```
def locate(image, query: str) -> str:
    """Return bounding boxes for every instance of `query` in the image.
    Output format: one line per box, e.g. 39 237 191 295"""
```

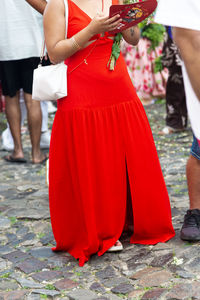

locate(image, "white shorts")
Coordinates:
154 0 200 31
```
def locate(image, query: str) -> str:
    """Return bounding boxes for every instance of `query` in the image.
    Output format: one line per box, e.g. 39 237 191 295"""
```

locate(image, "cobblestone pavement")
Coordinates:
0 101 200 300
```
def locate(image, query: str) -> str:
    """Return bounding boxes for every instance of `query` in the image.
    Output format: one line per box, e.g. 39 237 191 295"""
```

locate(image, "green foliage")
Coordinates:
45 284 56 290
9 216 17 225
107 33 122 70
140 23 166 50
0 272 11 278
154 56 163 73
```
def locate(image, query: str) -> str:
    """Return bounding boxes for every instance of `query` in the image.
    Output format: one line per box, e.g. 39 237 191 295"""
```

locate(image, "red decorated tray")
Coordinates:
109 0 157 34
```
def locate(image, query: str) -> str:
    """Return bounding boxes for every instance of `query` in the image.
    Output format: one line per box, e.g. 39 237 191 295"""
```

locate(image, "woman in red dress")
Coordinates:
44 0 175 266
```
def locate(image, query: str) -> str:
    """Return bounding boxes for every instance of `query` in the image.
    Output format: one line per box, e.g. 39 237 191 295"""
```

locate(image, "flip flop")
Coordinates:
3 155 27 163
107 240 123 252
32 154 48 165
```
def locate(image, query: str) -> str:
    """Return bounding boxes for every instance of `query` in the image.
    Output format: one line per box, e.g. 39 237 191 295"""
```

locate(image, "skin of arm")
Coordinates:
121 25 140 45
25 0 47 14
117 0 140 45
173 28 200 102
43 0 121 64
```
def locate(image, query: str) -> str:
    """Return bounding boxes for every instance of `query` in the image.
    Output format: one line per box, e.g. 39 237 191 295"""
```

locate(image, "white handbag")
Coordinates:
32 0 68 101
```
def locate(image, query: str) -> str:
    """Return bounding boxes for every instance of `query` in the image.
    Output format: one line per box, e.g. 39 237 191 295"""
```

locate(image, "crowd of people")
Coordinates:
0 0 200 266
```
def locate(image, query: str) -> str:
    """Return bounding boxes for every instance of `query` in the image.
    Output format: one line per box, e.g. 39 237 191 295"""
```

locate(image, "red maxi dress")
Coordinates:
49 0 175 267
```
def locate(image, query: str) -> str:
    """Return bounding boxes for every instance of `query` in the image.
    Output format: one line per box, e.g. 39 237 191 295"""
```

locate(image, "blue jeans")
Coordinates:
191 135 200 160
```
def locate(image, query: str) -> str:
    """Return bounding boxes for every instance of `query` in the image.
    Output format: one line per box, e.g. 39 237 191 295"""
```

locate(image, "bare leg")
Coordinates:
186 155 200 209
5 92 24 159
23 92 47 163
173 28 200 101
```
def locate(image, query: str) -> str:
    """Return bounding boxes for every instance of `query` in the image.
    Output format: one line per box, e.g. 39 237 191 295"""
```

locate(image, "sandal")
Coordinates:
107 240 123 252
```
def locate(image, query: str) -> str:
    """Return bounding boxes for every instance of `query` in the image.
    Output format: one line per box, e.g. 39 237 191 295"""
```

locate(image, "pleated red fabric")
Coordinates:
49 0 175 267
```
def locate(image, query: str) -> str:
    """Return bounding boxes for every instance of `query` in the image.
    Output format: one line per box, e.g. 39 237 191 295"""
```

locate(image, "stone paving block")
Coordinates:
150 253 173 267
176 270 194 279
90 282 106 293
0 246 13 255
26 294 41 300
130 267 162 280
101 277 128 288
31 270 64 282
29 247 56 258
93 298 109 300
40 232 55 245
0 257 12 270
32 289 61 297
165 283 193 299
54 278 79 290
96 266 116 280
2 250 31 263
0 279 19 290
141 288 167 299
0 290 27 300
111 283 135 294
0 216 11 229
191 282 200 299
16 258 47 273
16 225 29 236
137 270 173 288
109 295 125 300
128 289 144 299
14 277 44 289
47 255 73 268
185 257 200 272
67 289 98 300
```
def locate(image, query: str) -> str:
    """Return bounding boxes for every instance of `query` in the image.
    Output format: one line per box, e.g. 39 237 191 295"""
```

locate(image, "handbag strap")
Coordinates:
40 0 69 62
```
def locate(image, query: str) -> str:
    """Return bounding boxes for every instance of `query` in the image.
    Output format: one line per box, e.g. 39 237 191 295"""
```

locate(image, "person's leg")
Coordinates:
180 135 200 241
173 28 200 101
5 92 25 159
23 91 47 163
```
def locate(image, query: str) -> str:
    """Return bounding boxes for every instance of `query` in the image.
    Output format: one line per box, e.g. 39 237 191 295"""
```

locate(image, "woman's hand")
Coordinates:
87 14 122 36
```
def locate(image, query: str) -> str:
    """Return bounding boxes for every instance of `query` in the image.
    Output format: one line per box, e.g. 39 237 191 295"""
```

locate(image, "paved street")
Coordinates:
0 101 200 300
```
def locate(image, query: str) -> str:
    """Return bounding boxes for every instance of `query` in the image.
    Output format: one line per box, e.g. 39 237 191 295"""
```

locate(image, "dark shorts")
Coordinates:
191 134 200 160
0 57 40 97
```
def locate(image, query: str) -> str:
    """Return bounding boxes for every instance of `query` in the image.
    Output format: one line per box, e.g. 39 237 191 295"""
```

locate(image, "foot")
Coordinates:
180 209 200 241
3 155 27 163
107 240 123 252
32 153 48 164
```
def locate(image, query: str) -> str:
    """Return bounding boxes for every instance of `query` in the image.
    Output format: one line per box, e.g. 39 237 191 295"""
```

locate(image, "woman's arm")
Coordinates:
121 25 140 46
117 0 140 45
44 0 122 64
25 0 47 14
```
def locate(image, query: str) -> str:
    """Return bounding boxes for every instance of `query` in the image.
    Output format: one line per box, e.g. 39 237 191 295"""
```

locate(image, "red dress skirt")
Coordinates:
49 0 175 266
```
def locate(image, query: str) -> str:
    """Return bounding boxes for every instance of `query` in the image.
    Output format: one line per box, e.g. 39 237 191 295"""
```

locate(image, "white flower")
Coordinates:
172 257 184 265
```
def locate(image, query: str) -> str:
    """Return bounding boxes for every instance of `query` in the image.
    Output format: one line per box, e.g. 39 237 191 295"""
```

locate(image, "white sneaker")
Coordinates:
47 101 57 114
40 131 51 149
1 128 14 151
